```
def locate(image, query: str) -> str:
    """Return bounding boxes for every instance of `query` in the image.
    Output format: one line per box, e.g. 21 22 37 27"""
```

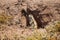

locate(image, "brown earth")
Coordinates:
0 0 60 28
0 0 60 40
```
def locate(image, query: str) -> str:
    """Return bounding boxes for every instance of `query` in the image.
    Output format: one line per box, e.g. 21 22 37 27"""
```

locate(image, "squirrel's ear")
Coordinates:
21 9 27 16
21 9 25 13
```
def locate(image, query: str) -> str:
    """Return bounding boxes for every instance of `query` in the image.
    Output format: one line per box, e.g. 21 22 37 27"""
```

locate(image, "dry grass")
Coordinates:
26 21 60 40
0 21 60 40
0 12 13 24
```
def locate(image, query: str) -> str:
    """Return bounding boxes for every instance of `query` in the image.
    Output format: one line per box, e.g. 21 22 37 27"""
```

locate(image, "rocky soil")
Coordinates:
0 0 60 28
0 0 60 40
